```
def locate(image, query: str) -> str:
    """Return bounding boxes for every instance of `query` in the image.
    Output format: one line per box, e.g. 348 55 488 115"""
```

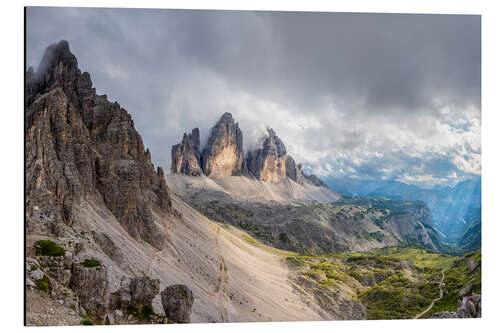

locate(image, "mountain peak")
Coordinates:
36 40 78 77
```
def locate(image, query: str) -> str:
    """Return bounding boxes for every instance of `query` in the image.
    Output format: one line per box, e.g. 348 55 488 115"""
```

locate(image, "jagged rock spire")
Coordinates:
171 128 202 176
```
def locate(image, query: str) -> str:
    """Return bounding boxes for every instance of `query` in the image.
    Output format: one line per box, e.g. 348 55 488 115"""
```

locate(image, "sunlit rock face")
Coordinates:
171 128 202 176
247 128 288 183
170 113 328 187
201 113 245 178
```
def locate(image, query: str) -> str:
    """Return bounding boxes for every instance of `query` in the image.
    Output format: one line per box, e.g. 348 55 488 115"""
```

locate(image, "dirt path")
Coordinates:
414 268 446 319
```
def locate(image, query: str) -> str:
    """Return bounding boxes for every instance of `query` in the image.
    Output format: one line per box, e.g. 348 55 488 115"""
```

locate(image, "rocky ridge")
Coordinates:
26 40 173 249
171 114 326 187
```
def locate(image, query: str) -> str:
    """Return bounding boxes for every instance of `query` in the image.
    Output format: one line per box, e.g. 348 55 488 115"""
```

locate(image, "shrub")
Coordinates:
34 240 65 257
35 275 51 292
132 305 155 320
279 232 291 244
83 258 101 268
80 319 94 325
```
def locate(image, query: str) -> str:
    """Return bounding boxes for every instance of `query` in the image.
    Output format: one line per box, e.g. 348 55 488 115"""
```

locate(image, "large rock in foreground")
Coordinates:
69 261 109 323
160 284 194 323
110 276 160 311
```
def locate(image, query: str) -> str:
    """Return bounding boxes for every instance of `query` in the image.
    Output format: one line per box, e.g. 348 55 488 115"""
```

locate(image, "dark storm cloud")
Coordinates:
26 7 481 186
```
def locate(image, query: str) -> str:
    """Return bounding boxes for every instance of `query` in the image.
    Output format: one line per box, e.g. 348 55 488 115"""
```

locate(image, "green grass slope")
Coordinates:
286 246 480 320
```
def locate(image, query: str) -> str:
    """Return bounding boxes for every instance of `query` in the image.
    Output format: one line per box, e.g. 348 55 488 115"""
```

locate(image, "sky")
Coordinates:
26 7 481 188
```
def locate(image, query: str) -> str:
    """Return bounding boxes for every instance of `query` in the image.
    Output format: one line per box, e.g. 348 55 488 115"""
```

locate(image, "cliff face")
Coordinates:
171 128 202 176
26 40 172 249
247 128 288 183
201 113 245 178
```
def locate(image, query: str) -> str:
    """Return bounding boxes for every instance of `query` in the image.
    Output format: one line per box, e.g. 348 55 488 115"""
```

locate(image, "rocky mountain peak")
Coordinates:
246 128 288 183
200 113 245 177
36 40 78 76
26 40 173 249
171 128 202 176
170 114 328 187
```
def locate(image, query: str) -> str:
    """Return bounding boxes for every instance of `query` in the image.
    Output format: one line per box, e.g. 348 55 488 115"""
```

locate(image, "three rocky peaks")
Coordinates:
171 113 326 187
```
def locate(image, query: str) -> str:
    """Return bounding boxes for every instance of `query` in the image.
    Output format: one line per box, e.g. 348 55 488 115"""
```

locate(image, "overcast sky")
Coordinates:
26 7 481 187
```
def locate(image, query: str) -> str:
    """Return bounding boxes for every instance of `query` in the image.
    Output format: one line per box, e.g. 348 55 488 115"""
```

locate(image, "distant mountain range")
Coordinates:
325 176 481 250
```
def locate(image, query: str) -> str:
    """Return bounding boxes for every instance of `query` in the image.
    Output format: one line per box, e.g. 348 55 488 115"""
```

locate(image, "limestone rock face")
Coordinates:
247 128 288 183
160 284 194 323
201 113 245 178
171 128 202 176
26 40 172 249
69 261 110 323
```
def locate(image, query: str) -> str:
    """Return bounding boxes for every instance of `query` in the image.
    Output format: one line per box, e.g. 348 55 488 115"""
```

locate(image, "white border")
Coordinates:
2 1 499 332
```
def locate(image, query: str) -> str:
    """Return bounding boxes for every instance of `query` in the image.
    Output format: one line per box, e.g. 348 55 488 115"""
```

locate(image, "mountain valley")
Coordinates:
25 40 481 326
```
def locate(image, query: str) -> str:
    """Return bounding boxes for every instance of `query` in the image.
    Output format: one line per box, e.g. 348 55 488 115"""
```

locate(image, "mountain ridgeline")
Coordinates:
171 113 326 186
325 177 481 253
25 41 479 326
168 117 445 255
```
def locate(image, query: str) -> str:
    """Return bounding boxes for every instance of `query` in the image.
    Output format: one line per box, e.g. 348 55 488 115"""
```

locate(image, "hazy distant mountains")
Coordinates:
325 177 481 246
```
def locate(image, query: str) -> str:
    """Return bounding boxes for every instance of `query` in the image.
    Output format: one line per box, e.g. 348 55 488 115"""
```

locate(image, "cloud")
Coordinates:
26 7 481 185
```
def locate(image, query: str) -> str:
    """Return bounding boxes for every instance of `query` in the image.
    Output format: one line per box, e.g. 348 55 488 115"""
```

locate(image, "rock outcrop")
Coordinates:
69 261 110 323
432 293 481 319
457 293 481 318
26 40 173 249
110 276 160 312
171 128 202 176
247 128 288 183
160 284 194 323
201 113 245 177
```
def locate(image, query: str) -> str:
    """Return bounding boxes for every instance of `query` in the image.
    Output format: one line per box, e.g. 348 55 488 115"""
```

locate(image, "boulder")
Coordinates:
160 284 194 323
129 276 160 309
110 276 160 311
